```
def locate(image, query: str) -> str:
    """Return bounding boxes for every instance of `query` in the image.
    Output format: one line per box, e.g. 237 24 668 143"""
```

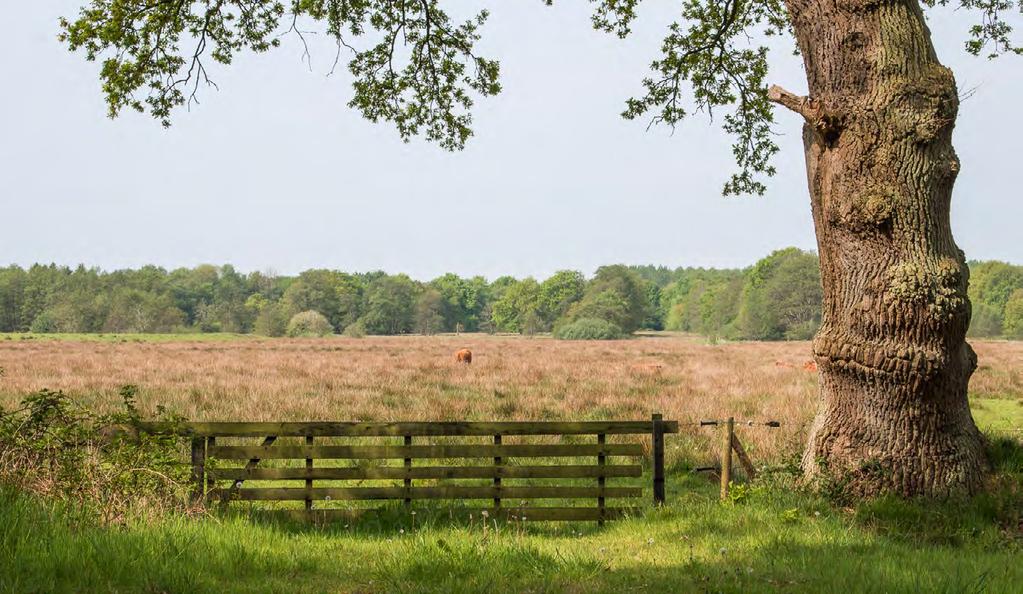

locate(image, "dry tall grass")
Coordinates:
1 334 1020 464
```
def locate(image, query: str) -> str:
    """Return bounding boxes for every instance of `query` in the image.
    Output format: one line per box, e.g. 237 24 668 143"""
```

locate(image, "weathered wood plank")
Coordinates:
212 485 642 501
209 464 643 481
208 443 644 460
141 420 679 437
260 506 639 522
731 433 758 480
221 435 277 506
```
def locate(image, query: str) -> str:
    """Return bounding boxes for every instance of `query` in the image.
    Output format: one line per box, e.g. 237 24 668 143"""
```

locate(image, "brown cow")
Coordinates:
455 348 472 364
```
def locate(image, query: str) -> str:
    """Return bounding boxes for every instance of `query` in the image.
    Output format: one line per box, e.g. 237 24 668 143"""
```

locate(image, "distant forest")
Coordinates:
1 249 1022 340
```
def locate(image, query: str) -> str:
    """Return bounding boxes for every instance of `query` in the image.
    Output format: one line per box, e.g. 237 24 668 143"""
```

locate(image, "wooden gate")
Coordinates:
149 415 677 523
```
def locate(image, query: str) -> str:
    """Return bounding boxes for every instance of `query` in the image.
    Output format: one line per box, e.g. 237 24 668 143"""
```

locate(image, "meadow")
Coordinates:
1 333 1021 593
2 332 1022 461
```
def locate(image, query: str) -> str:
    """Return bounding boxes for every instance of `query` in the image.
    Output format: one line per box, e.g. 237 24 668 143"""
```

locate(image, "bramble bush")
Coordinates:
0 386 191 525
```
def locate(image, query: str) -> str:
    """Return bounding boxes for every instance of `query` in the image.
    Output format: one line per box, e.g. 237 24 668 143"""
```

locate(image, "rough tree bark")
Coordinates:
770 0 988 496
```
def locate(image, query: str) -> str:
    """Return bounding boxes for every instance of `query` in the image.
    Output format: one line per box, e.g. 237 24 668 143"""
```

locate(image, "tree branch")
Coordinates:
766 84 819 121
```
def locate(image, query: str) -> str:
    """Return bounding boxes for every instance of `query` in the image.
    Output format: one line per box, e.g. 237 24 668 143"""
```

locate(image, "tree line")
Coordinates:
1 249 1020 340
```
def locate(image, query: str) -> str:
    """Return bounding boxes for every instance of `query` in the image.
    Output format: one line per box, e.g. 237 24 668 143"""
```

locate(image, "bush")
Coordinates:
0 387 190 524
342 319 367 338
254 303 289 337
784 319 819 341
286 310 333 337
553 318 623 340
1004 289 1023 339
29 311 59 333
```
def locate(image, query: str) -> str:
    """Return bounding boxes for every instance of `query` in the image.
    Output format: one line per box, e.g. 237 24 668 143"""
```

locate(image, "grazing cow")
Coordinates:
455 348 472 364
803 360 818 372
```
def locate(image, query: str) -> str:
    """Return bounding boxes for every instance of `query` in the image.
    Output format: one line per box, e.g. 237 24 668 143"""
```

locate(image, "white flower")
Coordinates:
647 538 654 545
719 547 727 555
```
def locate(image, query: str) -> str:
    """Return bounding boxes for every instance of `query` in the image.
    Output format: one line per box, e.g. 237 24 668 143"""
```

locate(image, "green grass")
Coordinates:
0 332 259 343
2 471 1020 594
971 397 1023 435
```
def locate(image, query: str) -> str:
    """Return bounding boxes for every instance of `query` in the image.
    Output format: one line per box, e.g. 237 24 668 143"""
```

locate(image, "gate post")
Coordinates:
652 413 665 505
190 436 206 504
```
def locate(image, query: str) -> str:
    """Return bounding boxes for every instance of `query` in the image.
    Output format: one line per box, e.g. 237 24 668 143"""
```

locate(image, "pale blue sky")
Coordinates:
1 3 1020 280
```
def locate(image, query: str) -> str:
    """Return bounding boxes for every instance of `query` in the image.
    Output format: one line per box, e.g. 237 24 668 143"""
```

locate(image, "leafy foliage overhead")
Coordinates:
61 1 1022 195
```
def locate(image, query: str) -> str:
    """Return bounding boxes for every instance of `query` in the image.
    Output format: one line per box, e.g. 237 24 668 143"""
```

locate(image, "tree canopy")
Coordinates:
4 255 1018 339
60 1 1021 195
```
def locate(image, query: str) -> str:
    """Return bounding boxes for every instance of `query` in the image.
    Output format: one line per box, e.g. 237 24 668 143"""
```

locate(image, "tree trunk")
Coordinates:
774 0 988 496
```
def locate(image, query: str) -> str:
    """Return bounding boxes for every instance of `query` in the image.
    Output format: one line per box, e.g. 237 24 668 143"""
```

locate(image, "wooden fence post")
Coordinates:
720 417 734 500
652 413 665 505
597 433 606 525
305 435 314 511
493 434 502 510
190 436 206 504
404 435 413 508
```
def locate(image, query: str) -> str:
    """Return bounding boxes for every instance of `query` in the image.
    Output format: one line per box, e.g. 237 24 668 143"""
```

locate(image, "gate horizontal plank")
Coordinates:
212 485 642 501
140 420 679 437
208 443 643 460
260 507 639 522
210 464 643 481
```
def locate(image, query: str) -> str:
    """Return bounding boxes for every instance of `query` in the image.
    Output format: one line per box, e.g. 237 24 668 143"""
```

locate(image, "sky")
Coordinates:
1 3 1020 281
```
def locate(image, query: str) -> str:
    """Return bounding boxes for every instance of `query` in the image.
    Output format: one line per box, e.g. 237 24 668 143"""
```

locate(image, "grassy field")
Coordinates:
2 472 1021 594
1 333 1021 593
2 333 1021 460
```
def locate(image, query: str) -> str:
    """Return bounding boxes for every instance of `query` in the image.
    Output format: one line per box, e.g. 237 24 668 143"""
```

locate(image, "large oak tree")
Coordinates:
61 0 1021 496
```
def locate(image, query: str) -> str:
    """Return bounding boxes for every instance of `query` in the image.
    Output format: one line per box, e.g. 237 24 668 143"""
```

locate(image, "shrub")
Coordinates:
1004 289 1023 339
553 318 623 340
342 319 367 338
784 320 819 341
29 311 59 333
254 303 289 337
0 387 190 524
286 310 333 337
